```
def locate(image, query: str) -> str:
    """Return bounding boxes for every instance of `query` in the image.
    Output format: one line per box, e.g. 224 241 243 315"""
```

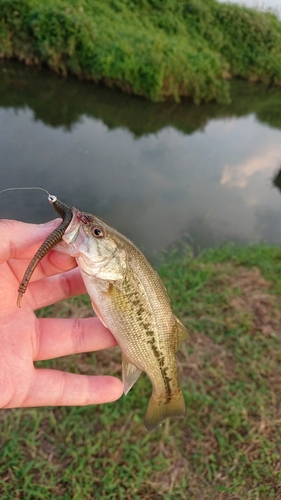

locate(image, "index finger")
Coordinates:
0 219 75 272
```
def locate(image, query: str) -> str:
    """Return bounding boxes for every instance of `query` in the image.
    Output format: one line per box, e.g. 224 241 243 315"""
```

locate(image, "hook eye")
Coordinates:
48 194 57 204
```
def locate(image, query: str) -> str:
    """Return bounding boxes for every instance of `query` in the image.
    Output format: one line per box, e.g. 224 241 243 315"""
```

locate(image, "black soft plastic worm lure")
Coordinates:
0 187 73 307
17 194 73 307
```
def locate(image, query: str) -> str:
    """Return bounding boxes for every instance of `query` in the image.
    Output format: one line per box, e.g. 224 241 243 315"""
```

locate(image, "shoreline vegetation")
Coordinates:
2 58 281 135
2 244 281 498
0 0 281 102
2 58 281 133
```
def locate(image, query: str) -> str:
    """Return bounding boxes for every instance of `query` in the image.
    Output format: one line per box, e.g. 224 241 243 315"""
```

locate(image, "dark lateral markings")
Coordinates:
123 275 173 402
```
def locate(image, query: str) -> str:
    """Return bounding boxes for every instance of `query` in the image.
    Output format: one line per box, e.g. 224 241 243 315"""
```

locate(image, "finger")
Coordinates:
3 218 77 280
19 370 123 407
8 249 77 283
35 317 118 361
26 268 86 309
0 219 63 264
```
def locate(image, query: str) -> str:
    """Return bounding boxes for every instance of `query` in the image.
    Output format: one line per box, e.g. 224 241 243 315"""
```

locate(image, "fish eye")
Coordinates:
91 226 104 238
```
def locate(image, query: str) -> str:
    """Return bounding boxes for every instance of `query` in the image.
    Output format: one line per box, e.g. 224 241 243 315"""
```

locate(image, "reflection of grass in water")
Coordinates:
2 244 281 498
1 0 281 104
1 59 281 138
273 166 281 193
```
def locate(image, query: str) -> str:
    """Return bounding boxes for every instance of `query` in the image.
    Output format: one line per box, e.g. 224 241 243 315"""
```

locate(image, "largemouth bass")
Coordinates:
55 207 188 431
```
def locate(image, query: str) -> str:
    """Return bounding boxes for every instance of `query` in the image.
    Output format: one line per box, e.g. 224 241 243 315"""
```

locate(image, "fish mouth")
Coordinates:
65 207 120 273
61 208 83 245
76 211 92 224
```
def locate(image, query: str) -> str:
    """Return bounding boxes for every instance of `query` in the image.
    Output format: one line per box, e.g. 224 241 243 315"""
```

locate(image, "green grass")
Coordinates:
1 0 281 102
1 243 281 498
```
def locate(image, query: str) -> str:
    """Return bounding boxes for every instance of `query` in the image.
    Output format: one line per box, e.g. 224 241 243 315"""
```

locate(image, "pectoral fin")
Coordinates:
122 355 142 395
90 300 108 329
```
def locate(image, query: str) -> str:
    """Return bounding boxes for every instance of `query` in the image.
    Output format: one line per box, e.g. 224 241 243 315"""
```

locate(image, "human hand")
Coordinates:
0 218 123 408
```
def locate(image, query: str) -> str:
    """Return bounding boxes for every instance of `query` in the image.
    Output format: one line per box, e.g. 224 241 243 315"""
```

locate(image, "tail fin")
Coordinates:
144 390 186 431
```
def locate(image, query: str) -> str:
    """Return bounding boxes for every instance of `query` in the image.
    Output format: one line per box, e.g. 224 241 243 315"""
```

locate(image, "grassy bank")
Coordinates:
1 0 281 102
1 244 281 498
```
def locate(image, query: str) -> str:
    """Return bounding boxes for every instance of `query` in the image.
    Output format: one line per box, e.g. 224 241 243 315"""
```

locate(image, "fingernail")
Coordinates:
39 218 60 228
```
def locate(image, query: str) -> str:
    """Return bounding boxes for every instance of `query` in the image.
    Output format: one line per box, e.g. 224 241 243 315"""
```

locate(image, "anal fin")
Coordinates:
122 355 142 395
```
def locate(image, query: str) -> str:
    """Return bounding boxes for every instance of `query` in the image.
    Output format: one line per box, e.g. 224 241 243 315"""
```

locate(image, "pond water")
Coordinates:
1 59 281 258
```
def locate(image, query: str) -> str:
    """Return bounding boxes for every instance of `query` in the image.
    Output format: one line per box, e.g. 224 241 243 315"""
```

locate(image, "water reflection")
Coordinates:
273 167 281 193
1 60 281 257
